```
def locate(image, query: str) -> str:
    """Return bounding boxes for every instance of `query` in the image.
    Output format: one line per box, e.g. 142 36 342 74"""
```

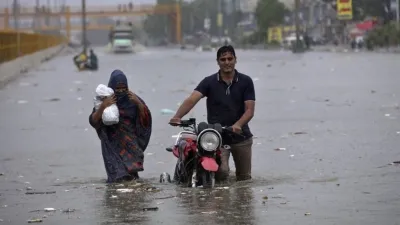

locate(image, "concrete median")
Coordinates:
0 44 65 88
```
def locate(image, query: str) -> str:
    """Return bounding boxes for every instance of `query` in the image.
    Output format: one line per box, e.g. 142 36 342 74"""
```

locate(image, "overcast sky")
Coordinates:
1 0 156 7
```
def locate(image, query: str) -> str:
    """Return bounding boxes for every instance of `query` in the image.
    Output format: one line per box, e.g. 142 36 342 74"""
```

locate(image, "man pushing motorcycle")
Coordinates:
169 45 256 181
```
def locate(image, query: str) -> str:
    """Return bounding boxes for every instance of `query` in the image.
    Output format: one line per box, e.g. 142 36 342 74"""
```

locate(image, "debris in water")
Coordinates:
116 189 133 193
29 209 41 213
26 187 33 191
0 173 3 176
291 131 307 135
44 98 60 102
371 90 376 94
146 152 154 156
44 208 56 212
143 207 158 211
160 108 176 115
110 195 117 199
77 97 83 101
155 195 175 200
27 218 43 223
274 147 286 151
17 100 28 104
304 212 311 216
25 191 56 195
201 211 217 214
385 114 390 117
62 208 75 213
262 196 268 200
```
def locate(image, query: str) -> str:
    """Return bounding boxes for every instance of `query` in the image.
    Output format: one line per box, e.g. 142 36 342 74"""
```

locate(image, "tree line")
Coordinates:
143 0 400 43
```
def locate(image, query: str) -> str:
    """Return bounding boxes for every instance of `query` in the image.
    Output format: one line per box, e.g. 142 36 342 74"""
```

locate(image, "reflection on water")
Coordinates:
100 182 153 225
176 181 256 225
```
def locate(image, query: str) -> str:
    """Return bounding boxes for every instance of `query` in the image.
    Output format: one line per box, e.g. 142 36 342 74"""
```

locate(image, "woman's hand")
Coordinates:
101 95 117 109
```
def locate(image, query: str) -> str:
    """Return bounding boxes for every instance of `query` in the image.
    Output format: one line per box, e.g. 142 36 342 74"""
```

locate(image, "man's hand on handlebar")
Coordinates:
231 124 242 134
169 117 181 126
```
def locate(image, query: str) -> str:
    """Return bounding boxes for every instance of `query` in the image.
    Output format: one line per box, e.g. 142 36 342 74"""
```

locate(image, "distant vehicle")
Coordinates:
109 22 135 53
282 33 304 48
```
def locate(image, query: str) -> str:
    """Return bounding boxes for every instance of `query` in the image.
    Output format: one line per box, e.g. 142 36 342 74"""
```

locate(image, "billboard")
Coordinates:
337 0 353 20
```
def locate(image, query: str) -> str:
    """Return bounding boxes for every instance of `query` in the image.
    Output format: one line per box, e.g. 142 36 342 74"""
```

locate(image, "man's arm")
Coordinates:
234 100 255 127
172 77 209 119
173 91 203 119
234 77 256 128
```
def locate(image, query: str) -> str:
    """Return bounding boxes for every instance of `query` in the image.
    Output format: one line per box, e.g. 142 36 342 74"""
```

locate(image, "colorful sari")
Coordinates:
89 70 152 183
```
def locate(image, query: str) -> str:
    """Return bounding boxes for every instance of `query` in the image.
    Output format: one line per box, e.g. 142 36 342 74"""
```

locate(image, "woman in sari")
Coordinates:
89 69 152 183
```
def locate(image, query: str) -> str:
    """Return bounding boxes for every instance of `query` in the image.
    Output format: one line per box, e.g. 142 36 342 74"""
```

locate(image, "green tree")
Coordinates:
143 0 177 42
255 0 287 32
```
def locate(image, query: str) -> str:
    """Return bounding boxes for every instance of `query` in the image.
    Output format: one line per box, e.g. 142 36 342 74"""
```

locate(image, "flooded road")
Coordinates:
0 48 399 225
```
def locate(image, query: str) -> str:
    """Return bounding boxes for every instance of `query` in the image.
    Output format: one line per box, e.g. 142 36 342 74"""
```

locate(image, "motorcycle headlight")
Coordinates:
199 131 220 151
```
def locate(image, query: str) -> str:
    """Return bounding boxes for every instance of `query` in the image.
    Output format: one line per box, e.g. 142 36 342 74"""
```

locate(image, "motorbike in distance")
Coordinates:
165 118 244 188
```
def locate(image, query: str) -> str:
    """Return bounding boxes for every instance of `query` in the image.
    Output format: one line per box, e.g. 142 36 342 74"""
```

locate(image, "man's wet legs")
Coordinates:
215 148 230 181
230 138 253 181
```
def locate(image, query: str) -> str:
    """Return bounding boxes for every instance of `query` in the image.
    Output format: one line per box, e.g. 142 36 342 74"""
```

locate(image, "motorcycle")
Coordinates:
166 118 242 188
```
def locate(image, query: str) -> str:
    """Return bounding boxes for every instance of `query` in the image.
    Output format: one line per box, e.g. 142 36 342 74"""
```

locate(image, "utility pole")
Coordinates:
81 0 87 54
292 0 304 53
12 0 20 56
397 0 399 29
217 0 223 39
35 0 40 30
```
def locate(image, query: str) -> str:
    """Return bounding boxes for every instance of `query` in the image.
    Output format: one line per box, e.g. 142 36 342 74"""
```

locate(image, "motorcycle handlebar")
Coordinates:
221 126 246 139
169 119 195 127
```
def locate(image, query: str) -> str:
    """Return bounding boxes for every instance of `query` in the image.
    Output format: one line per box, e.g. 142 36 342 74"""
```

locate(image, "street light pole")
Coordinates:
396 0 399 29
217 0 222 39
292 0 304 53
81 0 87 54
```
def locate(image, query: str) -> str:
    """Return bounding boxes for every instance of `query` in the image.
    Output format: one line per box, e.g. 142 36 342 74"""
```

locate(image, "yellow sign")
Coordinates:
337 0 353 20
267 27 282 43
217 13 223 27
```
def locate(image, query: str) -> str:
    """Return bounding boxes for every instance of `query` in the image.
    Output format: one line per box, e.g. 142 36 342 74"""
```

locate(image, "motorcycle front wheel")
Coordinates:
202 171 215 189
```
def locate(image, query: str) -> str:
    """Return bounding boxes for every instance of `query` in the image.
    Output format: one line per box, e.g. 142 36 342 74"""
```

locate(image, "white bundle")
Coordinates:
93 84 119 126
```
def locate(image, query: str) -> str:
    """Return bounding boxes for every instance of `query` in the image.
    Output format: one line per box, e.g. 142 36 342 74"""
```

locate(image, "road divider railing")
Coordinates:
0 31 66 64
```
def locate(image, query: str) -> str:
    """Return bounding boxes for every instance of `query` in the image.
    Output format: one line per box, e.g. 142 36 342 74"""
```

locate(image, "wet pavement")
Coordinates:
0 48 400 225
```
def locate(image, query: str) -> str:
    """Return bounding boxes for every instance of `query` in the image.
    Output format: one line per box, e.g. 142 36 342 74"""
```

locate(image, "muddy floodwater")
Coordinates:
0 48 399 225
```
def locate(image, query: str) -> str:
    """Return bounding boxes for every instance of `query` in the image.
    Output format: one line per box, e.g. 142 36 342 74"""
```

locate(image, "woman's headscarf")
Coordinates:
108 69 133 110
